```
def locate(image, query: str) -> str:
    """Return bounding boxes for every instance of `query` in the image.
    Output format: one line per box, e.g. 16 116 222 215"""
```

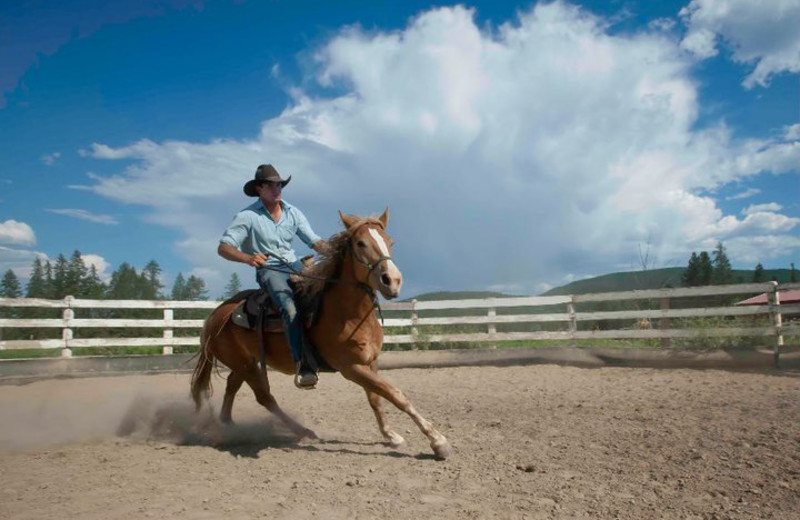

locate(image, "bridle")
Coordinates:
344 229 394 321
349 244 393 280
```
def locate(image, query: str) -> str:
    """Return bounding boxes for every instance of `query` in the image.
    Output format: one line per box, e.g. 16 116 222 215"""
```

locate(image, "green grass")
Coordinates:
0 345 200 360
0 349 64 360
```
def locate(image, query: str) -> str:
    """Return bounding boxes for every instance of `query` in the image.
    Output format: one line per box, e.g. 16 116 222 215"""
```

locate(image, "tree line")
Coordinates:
681 242 797 287
0 251 250 345
0 251 212 300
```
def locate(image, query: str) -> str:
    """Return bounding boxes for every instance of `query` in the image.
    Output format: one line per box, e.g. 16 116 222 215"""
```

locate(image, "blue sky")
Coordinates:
1 0 798 298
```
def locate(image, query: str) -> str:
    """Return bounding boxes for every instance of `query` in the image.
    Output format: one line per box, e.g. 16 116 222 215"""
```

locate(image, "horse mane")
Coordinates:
293 215 384 299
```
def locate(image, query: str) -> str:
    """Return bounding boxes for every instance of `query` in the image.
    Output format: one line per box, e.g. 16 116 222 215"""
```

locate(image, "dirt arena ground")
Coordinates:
0 364 798 520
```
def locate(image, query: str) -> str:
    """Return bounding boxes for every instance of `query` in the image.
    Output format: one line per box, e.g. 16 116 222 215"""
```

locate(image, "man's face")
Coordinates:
257 181 283 204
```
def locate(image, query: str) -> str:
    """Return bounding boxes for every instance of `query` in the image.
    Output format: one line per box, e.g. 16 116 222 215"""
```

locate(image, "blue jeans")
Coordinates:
256 261 306 365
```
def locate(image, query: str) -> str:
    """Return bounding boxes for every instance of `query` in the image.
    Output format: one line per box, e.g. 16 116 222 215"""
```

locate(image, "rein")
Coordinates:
345 241 388 323
258 240 390 323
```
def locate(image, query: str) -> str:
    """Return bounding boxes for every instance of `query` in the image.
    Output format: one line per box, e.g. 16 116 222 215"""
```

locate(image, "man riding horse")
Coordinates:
195 184 451 459
218 164 327 389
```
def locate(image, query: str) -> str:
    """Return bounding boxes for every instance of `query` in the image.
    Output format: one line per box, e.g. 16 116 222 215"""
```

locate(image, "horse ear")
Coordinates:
378 207 389 229
339 210 355 229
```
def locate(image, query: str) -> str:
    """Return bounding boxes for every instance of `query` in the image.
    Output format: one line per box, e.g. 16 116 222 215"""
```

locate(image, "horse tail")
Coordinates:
190 305 232 411
190 327 214 411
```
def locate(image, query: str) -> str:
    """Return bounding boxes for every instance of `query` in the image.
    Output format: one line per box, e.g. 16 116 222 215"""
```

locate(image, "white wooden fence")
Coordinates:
1 281 798 366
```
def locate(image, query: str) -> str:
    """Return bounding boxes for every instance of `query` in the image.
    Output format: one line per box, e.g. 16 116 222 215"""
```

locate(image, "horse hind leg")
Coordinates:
366 389 406 449
243 367 318 440
220 370 244 424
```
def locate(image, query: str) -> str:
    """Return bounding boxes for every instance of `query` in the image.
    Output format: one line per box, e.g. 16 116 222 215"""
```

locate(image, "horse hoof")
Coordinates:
431 439 452 460
300 429 319 441
386 431 406 449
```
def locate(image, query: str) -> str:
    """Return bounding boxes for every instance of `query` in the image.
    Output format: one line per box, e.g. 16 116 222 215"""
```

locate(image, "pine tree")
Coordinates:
0 270 23 337
184 275 208 301
170 273 208 300
23 258 54 334
1 269 22 298
64 250 88 297
752 263 765 283
107 263 143 299
141 260 163 300
223 272 242 299
82 265 107 298
44 261 54 298
697 252 713 286
51 254 70 298
682 252 700 287
711 242 733 285
26 257 48 297
171 273 187 300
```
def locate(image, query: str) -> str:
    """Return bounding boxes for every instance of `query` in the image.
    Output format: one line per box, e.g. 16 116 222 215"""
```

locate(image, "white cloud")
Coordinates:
41 152 61 166
81 254 112 282
0 246 45 281
736 211 799 233
726 188 760 200
649 17 676 32
680 26 717 58
742 202 782 215
785 124 800 141
680 0 800 88
725 234 800 265
79 2 800 296
0 220 36 247
45 208 119 225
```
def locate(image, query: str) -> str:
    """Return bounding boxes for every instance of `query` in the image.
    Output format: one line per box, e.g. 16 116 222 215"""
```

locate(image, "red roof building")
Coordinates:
736 290 800 306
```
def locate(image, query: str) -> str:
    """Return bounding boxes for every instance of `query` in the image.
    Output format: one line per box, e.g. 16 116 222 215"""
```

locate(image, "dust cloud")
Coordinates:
0 374 293 453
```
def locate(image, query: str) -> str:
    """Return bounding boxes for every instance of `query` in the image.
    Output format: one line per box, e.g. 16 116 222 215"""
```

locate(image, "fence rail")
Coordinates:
1 282 798 367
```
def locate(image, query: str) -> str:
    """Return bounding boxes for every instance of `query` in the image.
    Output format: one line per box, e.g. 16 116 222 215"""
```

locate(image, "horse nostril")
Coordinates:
381 273 392 286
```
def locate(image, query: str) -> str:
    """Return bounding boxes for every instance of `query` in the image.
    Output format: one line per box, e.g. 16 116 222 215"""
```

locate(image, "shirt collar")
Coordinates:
255 199 291 212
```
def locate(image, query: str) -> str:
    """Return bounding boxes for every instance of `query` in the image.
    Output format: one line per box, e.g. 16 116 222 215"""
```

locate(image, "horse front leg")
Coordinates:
343 364 451 460
365 362 406 448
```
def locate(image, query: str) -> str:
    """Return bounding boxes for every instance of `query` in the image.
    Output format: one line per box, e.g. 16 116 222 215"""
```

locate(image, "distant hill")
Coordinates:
406 290 512 302
545 267 794 296
543 268 685 296
407 268 795 301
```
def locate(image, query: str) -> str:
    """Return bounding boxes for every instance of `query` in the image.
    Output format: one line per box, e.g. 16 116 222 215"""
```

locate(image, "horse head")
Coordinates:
339 208 403 300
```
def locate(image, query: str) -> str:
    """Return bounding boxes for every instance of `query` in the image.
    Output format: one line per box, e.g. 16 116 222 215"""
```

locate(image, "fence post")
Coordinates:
659 297 671 349
768 282 783 369
410 299 419 351
487 304 497 349
61 296 73 358
163 308 174 355
567 297 577 347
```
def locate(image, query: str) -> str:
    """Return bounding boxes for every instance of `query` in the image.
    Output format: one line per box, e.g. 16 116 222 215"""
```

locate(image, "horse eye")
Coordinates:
356 240 367 248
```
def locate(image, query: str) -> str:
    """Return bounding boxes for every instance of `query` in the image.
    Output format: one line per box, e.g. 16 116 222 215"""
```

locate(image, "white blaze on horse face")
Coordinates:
368 228 391 257
368 228 402 296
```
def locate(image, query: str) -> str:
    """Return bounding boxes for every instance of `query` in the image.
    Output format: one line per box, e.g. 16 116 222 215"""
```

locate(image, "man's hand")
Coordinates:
247 253 268 267
312 240 330 255
218 243 268 267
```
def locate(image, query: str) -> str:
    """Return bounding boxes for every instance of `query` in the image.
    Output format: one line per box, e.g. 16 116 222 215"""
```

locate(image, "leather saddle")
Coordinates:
229 289 283 331
226 287 332 373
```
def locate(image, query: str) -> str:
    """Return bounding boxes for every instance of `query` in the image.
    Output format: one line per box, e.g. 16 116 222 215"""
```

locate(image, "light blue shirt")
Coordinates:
220 199 321 266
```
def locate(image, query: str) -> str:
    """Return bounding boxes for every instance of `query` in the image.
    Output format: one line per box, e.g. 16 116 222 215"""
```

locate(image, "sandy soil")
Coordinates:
0 364 798 520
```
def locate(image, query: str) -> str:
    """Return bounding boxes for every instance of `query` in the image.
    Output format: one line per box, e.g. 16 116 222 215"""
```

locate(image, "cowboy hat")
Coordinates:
243 164 292 196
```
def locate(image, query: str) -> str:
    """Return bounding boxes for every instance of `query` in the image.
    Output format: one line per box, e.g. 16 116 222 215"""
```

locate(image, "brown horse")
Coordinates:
191 209 451 459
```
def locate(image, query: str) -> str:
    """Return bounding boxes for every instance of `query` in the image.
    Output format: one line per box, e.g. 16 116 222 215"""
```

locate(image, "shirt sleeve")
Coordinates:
293 208 322 247
220 211 250 248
